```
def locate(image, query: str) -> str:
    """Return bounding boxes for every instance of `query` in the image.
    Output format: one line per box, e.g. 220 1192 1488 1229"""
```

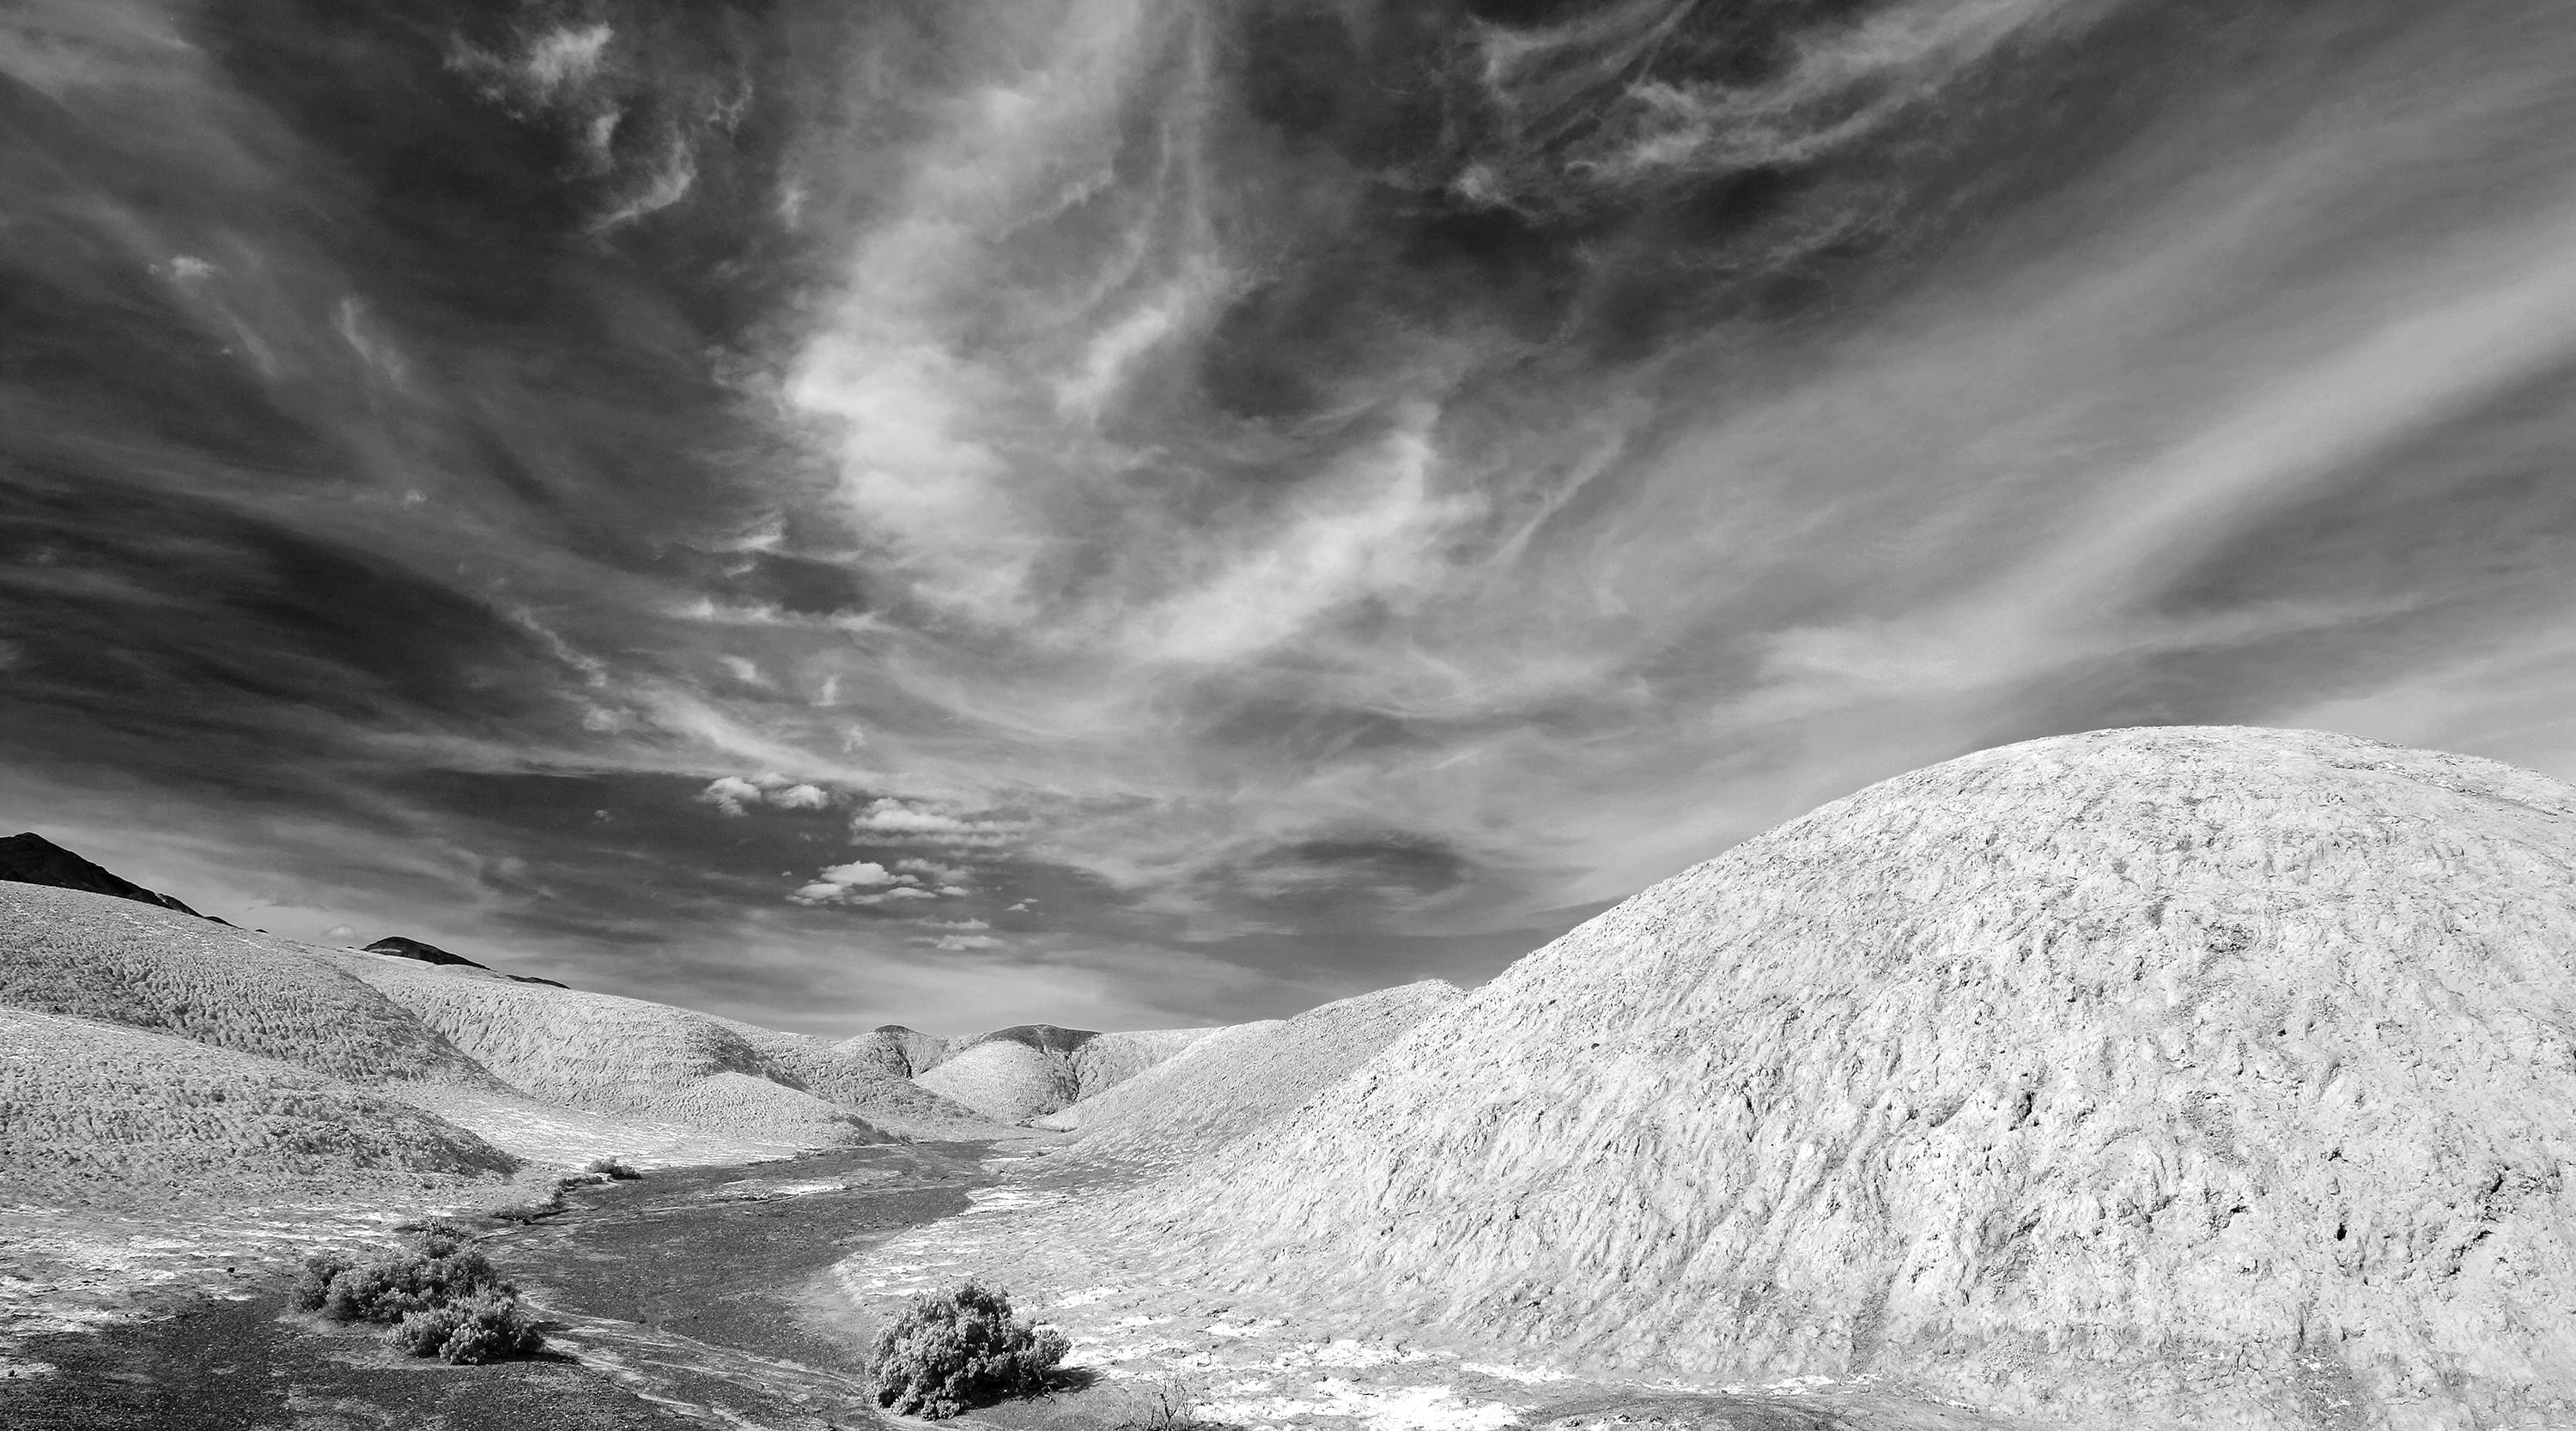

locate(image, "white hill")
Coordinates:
1105 727 2576 1430
0 882 503 1088
913 1024 1221 1125
722 1024 1014 1141
0 1006 518 1208
847 1024 952 1076
1038 981 1461 1161
325 954 890 1152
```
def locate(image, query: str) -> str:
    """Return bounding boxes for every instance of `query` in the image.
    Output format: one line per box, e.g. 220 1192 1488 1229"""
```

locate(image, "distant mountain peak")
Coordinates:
362 936 488 970
0 832 218 921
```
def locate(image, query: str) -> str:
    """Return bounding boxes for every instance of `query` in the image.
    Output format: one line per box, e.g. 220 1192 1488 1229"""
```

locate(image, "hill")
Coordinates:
0 832 214 920
855 1024 952 1076
1038 980 1461 1161
365 934 569 988
326 954 891 1151
913 1023 1220 1125
0 882 506 1088
0 1006 519 1208
1103 727 2576 1430
720 1023 1015 1141
366 935 487 968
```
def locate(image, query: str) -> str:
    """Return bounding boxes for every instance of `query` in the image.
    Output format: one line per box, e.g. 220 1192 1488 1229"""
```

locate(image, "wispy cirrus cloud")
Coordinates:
11 0 2576 1034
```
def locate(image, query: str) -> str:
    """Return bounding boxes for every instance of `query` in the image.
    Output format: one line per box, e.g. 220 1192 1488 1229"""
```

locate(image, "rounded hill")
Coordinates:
1042 980 1461 1161
1110 727 2576 1430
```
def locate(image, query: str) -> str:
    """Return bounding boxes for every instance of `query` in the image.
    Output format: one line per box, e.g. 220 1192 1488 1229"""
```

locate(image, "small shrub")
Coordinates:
289 1252 354 1313
866 1281 1069 1418
296 1223 544 1362
395 1287 544 1364
1113 1379 1233 1431
584 1156 643 1180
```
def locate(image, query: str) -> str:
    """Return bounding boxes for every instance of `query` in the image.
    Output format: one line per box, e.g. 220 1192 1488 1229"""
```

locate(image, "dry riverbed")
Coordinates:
1 1142 2015 1431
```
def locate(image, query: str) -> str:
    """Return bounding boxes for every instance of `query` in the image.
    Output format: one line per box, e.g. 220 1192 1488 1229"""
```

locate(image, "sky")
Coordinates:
7 0 2576 1035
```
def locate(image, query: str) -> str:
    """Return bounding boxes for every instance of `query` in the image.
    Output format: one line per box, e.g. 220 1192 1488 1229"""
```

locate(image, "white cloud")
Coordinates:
521 24 611 98
850 798 1028 846
788 859 926 905
700 773 837 816
925 934 1004 951
817 861 903 888
894 857 969 883
918 918 991 931
699 775 765 816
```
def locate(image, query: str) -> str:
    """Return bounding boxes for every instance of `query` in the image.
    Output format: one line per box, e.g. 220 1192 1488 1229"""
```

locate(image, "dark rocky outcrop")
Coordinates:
0 832 216 920
362 936 487 970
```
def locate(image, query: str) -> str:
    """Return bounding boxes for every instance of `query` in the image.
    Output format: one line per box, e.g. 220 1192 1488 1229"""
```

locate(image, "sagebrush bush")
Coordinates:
393 1287 545 1364
290 1252 354 1313
584 1156 643 1180
1113 1379 1231 1431
296 1222 544 1362
867 1281 1069 1418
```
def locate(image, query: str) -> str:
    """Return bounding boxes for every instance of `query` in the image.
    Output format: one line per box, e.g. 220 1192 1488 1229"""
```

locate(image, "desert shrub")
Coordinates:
297 1222 544 1362
584 1156 643 1180
393 1287 544 1364
290 1252 355 1313
1112 1379 1236 1431
866 1281 1069 1418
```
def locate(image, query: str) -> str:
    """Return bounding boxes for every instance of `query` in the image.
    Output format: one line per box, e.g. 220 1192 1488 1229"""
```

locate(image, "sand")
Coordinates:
913 1024 1221 1125
0 1006 519 1208
1039 982 1461 1161
1103 727 2576 1431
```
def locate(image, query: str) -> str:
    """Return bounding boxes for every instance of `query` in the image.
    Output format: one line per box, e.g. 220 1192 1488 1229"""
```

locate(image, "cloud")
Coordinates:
698 776 765 816
697 772 837 816
920 933 1003 951
849 798 1028 846
893 857 969 884
787 859 922 905
18 0 2576 1036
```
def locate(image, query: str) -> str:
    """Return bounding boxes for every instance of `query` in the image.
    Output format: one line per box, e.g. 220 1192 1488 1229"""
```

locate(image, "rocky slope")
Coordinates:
1106 727 2576 1431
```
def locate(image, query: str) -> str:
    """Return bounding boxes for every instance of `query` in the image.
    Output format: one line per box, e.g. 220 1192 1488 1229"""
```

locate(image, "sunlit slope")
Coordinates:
0 1006 518 1208
1042 981 1461 1161
721 1023 1013 1141
0 883 504 1088
1111 727 2576 1430
327 954 890 1151
914 1024 1221 1125
848 1025 951 1076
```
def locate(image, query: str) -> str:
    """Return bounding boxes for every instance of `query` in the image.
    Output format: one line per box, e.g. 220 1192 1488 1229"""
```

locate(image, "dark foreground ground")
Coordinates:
1 1141 2012 1431
0 1141 987 1430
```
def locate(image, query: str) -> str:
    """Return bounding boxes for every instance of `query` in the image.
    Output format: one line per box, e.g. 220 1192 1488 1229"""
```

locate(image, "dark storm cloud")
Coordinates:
10 0 2576 1031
